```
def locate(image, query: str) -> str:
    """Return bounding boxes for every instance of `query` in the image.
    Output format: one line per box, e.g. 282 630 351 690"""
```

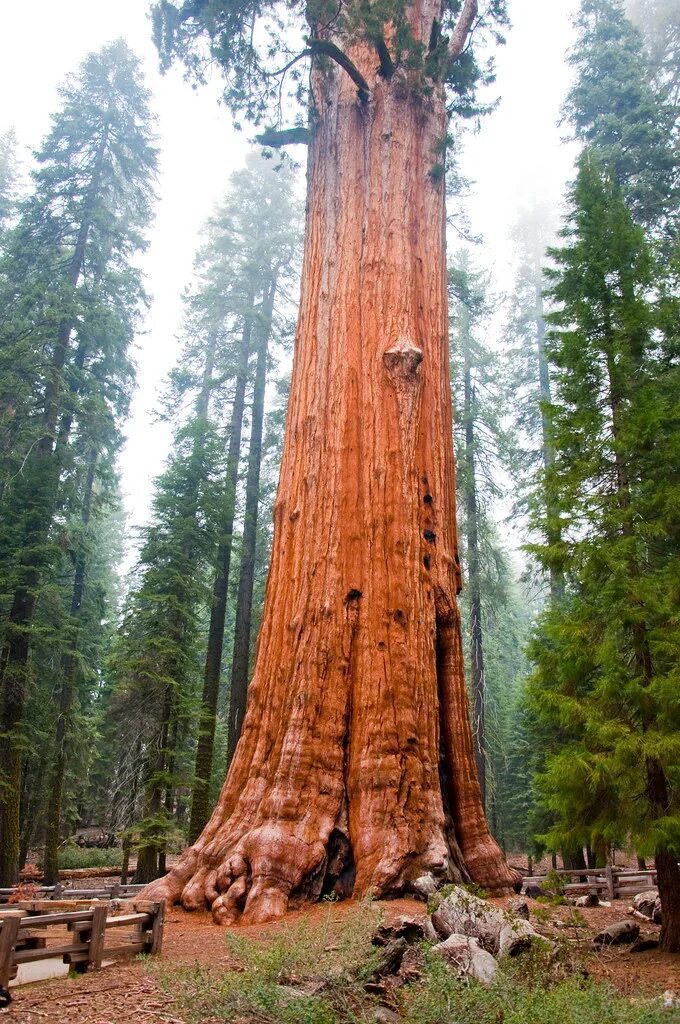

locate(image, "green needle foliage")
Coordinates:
565 0 678 233
0 39 158 883
150 0 508 135
527 148 680 948
100 152 300 876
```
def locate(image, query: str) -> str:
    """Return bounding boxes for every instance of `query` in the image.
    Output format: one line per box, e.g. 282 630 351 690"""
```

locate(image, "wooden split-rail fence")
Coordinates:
0 899 164 989
0 882 145 904
524 865 659 900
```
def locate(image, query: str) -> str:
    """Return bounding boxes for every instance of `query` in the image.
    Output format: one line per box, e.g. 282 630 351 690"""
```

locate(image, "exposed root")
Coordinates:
464 836 522 895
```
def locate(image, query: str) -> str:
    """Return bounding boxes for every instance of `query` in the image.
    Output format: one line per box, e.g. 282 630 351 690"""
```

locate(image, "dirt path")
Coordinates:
2 897 678 1022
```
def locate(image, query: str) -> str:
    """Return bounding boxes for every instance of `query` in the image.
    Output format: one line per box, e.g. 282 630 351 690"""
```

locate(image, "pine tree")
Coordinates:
0 130 17 239
565 0 678 232
0 39 157 885
529 150 680 952
450 259 500 805
626 0 680 112
503 204 567 594
188 152 300 841
449 256 531 839
116 335 223 882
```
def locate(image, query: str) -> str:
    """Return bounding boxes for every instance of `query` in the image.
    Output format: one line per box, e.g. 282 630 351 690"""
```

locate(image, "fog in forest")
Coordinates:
1 0 679 1013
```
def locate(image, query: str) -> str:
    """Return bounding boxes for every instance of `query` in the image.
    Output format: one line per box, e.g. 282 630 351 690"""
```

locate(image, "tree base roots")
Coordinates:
141 821 519 924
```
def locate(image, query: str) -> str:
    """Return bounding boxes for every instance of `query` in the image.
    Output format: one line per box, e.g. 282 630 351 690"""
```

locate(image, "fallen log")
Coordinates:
631 890 662 924
630 937 659 953
593 921 640 947
574 893 600 908
431 885 549 957
20 866 123 882
370 938 408 979
373 916 428 946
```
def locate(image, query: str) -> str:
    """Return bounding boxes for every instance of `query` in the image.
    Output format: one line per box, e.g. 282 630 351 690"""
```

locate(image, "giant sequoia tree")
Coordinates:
144 0 517 923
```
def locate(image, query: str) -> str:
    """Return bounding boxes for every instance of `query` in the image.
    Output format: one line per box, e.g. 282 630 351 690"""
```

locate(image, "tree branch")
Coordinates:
269 50 314 77
307 38 370 99
449 0 478 59
255 127 310 147
376 38 395 78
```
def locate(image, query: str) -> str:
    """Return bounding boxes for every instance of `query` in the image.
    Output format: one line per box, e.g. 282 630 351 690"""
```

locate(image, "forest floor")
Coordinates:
2 894 679 1023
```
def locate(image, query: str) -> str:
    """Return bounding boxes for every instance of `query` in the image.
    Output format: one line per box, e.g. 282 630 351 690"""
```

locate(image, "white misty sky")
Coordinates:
0 0 579 557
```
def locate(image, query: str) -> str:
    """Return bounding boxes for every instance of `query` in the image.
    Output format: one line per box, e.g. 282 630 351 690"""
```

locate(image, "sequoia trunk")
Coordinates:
143 23 515 923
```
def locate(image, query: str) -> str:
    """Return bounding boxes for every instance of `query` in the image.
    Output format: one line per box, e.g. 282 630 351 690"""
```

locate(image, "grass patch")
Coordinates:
161 903 384 1024
402 947 672 1024
160 905 673 1024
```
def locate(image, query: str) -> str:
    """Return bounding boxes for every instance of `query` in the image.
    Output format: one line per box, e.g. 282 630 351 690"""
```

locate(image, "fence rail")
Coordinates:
0 899 164 988
523 865 659 900
0 883 145 904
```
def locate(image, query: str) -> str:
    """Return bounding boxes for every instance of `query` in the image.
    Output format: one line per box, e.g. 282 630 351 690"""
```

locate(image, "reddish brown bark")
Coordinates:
143 11 516 923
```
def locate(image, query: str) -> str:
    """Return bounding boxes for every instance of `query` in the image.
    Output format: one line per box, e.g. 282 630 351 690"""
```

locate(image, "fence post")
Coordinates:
605 863 615 900
88 905 108 970
0 916 20 988
147 902 165 955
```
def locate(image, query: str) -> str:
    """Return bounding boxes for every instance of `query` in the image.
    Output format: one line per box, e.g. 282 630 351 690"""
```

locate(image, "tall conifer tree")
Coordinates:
530 150 680 952
0 40 157 884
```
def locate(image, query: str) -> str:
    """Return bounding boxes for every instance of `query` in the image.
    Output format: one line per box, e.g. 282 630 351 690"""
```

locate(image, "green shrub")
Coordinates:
544 869 566 896
562 909 588 930
37 846 123 871
532 905 552 925
427 882 458 914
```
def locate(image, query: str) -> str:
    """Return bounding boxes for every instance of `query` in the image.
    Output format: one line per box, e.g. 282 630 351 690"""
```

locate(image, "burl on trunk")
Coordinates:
143 20 517 925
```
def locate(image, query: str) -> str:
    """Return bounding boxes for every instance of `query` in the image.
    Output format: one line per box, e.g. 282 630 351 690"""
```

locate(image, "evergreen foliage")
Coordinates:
449 256 532 843
528 149 680 949
565 0 678 231
0 39 157 884
98 151 300 876
150 0 508 134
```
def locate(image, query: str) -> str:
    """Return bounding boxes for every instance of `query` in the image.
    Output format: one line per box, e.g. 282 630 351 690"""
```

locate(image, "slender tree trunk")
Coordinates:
43 448 97 885
647 759 680 952
135 686 173 884
535 279 564 602
226 278 276 764
144 24 515 923
19 749 50 869
461 308 486 806
188 314 253 842
158 709 179 877
0 127 109 885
